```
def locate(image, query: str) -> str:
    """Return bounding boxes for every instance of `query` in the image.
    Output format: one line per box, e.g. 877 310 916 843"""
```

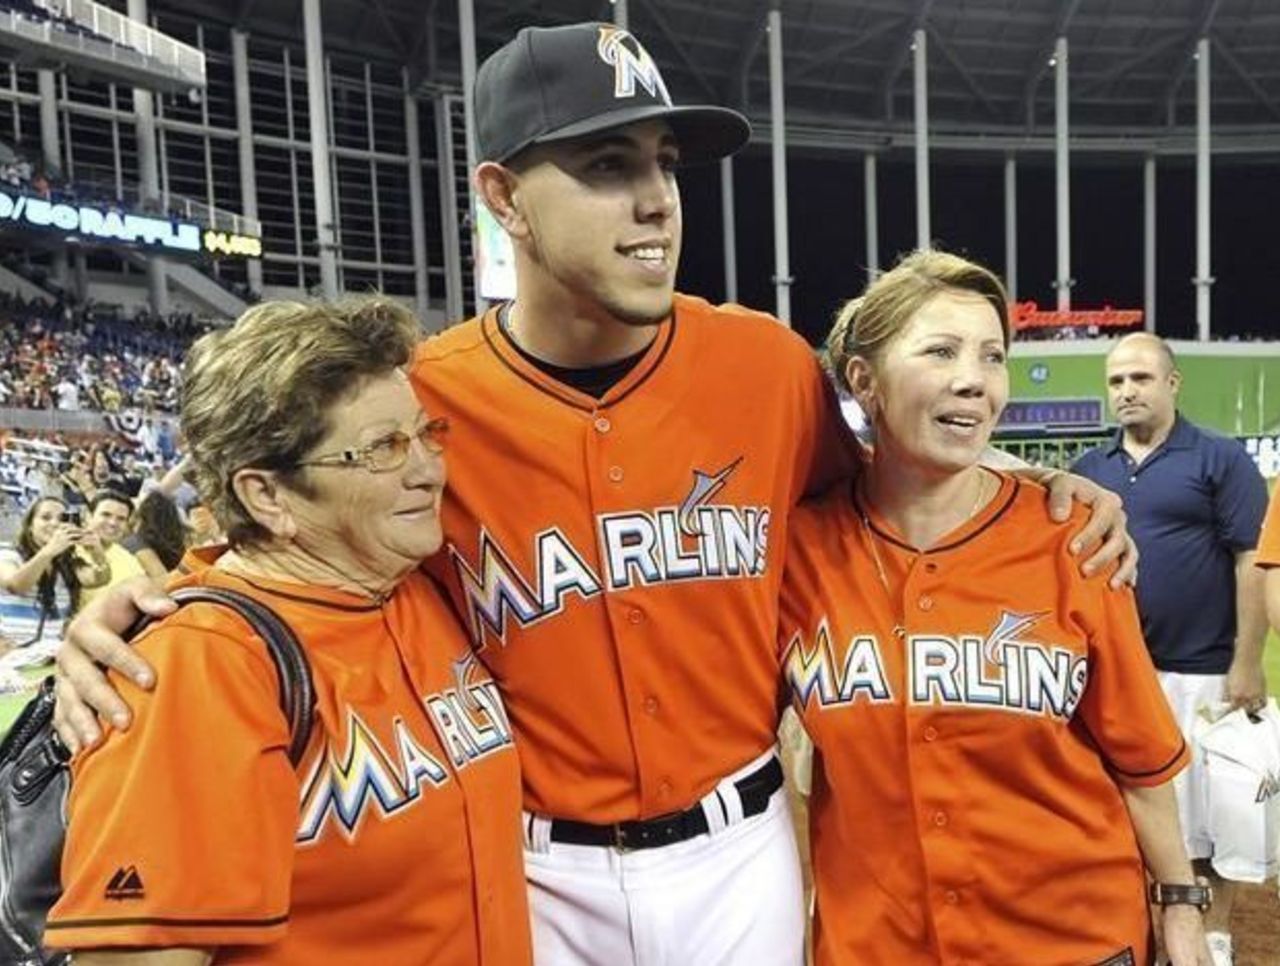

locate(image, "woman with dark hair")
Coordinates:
122 491 187 577
0 496 84 655
59 451 93 513
87 443 124 495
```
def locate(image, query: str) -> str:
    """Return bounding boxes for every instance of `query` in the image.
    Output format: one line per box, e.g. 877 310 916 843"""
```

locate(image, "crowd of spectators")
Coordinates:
0 430 189 513
0 432 219 668
0 291 212 415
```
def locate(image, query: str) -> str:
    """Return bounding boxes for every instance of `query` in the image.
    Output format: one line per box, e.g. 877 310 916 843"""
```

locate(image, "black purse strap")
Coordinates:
127 586 316 766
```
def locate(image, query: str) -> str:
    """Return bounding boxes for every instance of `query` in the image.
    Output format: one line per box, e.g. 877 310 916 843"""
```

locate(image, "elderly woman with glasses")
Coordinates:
44 299 531 966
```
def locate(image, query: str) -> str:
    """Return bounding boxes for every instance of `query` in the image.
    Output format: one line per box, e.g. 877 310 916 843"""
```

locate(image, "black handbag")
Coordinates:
0 585 315 965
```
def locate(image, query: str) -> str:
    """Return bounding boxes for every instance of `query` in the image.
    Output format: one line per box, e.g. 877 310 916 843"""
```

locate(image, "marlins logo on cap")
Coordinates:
474 21 749 165
596 26 672 103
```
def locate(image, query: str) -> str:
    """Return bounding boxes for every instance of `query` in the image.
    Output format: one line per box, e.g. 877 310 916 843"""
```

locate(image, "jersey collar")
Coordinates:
481 301 677 412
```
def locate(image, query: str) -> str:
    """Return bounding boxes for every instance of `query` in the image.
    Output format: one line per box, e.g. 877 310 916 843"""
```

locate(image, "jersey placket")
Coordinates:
897 553 982 965
582 402 677 814
383 603 499 964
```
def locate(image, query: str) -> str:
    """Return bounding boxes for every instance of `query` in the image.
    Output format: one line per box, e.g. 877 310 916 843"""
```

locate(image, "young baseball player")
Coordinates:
53 23 1138 966
780 251 1210 965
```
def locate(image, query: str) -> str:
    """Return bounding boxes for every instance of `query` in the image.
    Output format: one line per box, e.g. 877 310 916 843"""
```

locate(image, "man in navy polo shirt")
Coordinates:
1073 332 1268 966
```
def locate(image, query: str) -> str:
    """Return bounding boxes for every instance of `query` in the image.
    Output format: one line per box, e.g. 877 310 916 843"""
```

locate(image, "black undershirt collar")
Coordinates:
497 302 650 400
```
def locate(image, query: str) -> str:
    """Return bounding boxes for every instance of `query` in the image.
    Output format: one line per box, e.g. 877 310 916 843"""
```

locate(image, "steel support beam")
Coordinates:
404 72 432 326
914 29 930 249
768 8 791 323
128 0 168 315
864 152 879 279
1021 0 1083 127
232 29 263 297
458 0 482 315
303 0 339 298
1156 0 1225 124
879 0 936 119
1004 154 1016 300
720 157 737 302
1194 38 1212 340
1054 36 1071 311
1144 154 1156 333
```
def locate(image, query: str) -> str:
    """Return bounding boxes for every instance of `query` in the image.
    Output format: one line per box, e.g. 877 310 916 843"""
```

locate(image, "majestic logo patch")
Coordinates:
104 866 145 901
596 26 672 103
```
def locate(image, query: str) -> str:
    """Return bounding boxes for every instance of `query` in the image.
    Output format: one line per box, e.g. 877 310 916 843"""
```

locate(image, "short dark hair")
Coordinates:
89 488 132 514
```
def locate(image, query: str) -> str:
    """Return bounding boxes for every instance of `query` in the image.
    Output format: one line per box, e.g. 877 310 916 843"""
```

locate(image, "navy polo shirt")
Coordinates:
1072 415 1268 674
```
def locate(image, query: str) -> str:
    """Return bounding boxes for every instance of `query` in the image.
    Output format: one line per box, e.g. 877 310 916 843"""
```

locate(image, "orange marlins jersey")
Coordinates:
413 294 852 822
779 473 1188 966
1256 484 1280 566
47 566 530 965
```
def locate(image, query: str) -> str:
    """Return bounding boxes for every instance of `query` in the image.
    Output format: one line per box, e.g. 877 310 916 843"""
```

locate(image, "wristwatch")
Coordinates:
1148 879 1213 912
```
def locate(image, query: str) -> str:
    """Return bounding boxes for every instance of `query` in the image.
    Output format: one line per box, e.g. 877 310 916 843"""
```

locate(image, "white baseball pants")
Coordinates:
522 753 805 966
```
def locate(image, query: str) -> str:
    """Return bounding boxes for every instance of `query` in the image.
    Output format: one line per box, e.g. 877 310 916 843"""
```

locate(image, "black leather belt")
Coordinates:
549 756 784 851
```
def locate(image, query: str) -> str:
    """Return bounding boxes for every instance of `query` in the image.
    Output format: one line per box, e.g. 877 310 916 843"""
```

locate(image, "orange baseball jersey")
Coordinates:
413 293 852 822
778 472 1188 966
46 566 531 965
1256 483 1280 566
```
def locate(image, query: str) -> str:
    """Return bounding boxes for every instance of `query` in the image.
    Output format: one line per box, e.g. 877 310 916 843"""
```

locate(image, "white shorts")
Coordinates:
1158 670 1227 860
522 749 805 966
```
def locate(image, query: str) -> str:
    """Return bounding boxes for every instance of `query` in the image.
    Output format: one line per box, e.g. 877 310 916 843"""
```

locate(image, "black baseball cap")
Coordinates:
475 22 750 165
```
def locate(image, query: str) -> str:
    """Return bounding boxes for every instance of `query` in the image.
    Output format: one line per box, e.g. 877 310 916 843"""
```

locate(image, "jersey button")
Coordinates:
658 779 673 797
594 416 611 433
944 890 960 905
933 810 948 827
644 696 660 715
608 465 624 482
627 608 643 624
923 726 938 742
918 595 934 611
924 562 938 574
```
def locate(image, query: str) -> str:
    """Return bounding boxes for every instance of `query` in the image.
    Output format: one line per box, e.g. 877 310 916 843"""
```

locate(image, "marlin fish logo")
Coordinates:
597 26 673 103
983 610 1049 664
1257 772 1280 804
678 457 743 536
452 652 485 714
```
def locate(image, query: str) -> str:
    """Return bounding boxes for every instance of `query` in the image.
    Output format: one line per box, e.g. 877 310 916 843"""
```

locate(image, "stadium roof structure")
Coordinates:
157 0 1280 157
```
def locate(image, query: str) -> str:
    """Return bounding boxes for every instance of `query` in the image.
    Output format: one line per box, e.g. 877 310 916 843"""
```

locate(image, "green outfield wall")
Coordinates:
1008 340 1280 435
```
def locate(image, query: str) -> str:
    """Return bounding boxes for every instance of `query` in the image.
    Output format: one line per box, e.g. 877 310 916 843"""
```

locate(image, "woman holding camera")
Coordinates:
0 496 84 653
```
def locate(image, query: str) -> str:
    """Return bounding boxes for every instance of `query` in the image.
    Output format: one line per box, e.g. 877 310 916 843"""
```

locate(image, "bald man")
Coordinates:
1072 333 1269 965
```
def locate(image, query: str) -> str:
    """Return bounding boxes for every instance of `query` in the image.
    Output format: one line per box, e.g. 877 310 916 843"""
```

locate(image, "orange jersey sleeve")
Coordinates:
1257 484 1280 567
412 294 853 822
48 597 297 949
47 568 531 965
1069 554 1189 786
778 474 1185 966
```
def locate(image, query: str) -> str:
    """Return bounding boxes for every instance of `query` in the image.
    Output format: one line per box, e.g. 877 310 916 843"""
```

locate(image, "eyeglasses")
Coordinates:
295 417 449 473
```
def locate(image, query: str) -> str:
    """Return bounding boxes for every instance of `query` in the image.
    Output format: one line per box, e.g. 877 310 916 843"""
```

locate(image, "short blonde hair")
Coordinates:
181 296 422 548
826 249 1011 393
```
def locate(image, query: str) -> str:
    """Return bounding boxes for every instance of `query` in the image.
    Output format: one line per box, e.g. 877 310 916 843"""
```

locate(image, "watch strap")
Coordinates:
1148 881 1212 910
